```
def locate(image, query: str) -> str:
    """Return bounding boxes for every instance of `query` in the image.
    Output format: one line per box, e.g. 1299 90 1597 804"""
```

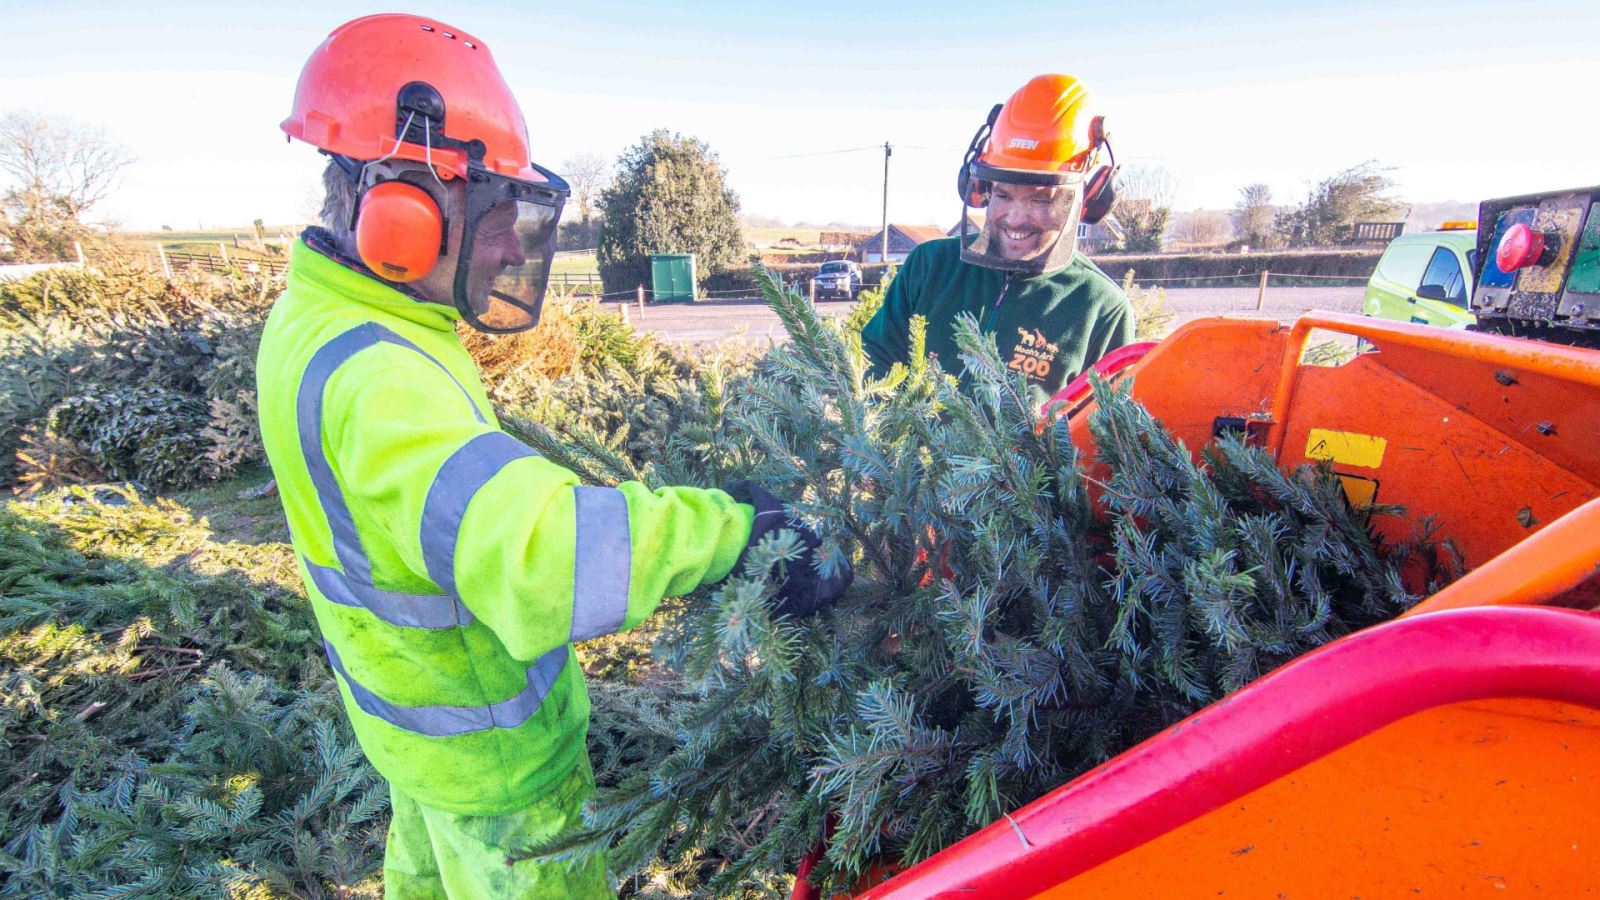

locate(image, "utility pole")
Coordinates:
881 141 892 264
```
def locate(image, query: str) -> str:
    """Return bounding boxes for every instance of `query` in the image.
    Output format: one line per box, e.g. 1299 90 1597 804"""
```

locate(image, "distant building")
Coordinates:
1078 216 1125 254
1337 222 1407 245
858 224 948 264
946 214 983 237
821 230 873 251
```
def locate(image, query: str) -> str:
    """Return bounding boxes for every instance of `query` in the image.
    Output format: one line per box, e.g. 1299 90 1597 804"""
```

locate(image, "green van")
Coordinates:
1362 226 1479 328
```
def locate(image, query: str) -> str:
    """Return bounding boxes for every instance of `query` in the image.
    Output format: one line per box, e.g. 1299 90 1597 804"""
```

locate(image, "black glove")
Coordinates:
724 480 852 618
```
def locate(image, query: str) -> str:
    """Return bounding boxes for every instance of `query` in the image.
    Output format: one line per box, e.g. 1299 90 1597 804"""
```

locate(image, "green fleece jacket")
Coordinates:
861 237 1135 402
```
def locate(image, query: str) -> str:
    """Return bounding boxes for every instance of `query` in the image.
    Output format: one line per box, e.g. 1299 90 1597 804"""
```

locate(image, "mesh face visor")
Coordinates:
453 163 568 333
958 162 1085 275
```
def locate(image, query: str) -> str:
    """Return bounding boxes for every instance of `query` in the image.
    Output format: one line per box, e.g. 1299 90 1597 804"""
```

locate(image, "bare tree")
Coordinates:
1232 183 1275 248
0 110 135 261
1118 164 1176 208
0 111 135 217
1170 210 1231 248
561 151 611 223
1114 164 1177 253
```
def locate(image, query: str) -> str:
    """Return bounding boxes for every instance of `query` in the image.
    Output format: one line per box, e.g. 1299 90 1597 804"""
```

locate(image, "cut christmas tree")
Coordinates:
507 269 1456 897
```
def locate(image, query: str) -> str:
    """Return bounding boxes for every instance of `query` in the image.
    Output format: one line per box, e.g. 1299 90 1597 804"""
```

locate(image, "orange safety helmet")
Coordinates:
283 14 569 333
283 15 535 182
984 74 1098 174
956 74 1117 274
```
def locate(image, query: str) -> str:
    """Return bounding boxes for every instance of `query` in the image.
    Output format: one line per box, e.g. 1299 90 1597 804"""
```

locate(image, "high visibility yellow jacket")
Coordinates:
257 237 753 816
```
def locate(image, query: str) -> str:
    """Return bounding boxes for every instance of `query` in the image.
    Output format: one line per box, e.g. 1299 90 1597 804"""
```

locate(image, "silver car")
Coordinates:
812 260 863 300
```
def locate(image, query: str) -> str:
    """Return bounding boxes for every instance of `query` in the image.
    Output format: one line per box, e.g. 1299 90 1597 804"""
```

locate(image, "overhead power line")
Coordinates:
728 145 883 163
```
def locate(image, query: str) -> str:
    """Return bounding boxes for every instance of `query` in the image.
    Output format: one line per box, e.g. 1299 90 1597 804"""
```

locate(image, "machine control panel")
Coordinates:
1472 185 1600 346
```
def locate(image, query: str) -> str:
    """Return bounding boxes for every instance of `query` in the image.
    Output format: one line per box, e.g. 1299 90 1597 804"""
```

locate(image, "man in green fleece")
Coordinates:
862 74 1134 402
264 15 849 898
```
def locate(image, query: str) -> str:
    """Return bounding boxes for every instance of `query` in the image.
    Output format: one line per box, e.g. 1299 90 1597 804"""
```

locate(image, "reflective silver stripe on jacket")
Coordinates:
297 322 482 628
419 431 537 600
299 322 567 736
304 560 468 630
323 639 568 737
299 320 634 737
419 439 633 643
570 486 632 641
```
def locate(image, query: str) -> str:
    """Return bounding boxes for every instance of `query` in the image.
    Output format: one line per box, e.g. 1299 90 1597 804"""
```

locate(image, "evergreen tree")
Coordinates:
1 256 1457 898
1113 164 1175 253
511 269 1452 895
1274 161 1404 248
596 130 747 293
1114 197 1170 253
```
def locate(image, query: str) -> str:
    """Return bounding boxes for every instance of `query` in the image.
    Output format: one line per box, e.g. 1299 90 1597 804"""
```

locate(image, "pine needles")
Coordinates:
513 267 1447 896
0 265 275 491
0 487 385 897
1 255 1455 898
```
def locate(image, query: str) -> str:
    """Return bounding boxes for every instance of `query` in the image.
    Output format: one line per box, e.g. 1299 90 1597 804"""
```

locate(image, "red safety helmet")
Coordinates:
955 74 1117 274
283 14 569 333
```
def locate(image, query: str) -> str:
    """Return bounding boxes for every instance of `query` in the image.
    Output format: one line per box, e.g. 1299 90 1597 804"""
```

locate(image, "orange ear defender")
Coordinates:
1080 116 1118 225
354 179 445 282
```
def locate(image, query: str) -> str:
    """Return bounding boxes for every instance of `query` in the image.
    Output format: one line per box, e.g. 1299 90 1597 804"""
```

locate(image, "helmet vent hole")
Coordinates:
443 32 455 39
464 40 476 49
419 24 434 31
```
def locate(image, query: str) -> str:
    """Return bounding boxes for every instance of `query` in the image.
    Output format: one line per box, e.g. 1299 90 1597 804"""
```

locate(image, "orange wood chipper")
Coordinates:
828 186 1600 898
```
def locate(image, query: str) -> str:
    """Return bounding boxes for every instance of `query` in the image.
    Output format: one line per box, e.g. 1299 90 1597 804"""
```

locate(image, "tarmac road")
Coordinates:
620 286 1367 345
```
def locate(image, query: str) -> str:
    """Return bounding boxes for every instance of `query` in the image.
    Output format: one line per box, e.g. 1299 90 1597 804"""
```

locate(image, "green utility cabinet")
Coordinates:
650 253 697 301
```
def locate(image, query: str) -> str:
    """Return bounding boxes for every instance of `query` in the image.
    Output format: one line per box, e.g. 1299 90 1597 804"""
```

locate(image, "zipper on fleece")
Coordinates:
983 272 1014 333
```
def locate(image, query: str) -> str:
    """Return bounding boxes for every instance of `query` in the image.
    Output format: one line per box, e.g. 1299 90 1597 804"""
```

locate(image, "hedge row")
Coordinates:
701 261 896 296
757 250 839 265
1087 249 1382 282
691 249 1380 299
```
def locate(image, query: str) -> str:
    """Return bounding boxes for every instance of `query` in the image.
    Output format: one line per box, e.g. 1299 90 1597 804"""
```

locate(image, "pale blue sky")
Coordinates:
5 0 1597 230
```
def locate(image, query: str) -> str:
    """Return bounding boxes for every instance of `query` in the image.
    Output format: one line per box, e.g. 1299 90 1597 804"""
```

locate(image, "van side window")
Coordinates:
1420 248 1468 308
1376 242 1434 288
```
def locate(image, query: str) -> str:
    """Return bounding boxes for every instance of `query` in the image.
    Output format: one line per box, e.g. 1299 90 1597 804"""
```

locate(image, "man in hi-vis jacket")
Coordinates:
261 15 849 897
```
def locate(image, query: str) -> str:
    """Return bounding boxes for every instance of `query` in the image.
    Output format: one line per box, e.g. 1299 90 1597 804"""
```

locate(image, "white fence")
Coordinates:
0 261 83 282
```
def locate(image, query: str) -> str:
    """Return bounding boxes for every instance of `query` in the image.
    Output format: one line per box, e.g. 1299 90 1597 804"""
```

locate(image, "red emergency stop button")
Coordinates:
1496 222 1551 271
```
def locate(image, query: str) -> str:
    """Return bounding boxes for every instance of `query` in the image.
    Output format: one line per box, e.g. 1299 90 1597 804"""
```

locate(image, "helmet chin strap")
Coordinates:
419 116 449 195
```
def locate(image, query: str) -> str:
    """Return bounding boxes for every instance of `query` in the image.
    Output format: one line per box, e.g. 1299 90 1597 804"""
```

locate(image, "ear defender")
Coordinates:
959 169 992 209
1081 166 1117 225
1080 116 1118 225
355 180 444 282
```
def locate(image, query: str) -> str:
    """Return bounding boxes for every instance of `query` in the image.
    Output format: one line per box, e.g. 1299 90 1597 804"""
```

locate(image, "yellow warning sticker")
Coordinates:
1305 428 1386 469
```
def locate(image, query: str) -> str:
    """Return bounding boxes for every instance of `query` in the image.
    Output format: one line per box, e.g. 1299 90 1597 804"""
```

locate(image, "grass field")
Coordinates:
122 226 837 260
124 226 301 244
121 226 300 260
743 225 825 248
115 226 846 280
551 252 600 276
